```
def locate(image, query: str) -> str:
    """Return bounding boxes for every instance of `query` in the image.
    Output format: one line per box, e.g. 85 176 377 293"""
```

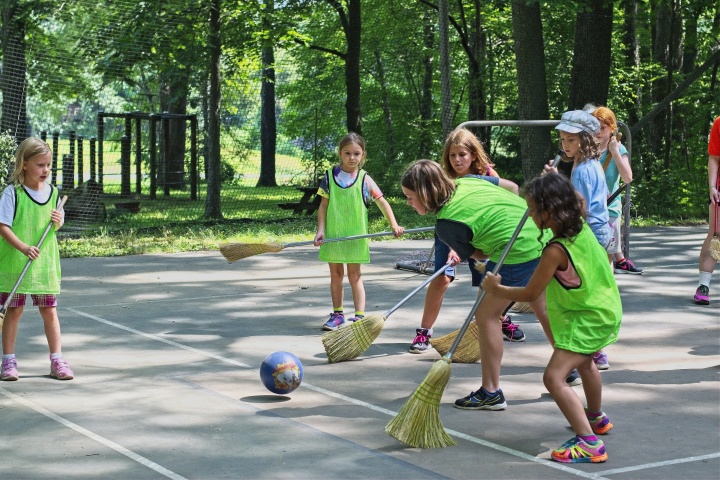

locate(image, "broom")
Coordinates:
385 206 533 448
384 152 564 449
433 177 629 352
322 263 454 363
0 195 68 330
220 226 435 263
711 190 720 261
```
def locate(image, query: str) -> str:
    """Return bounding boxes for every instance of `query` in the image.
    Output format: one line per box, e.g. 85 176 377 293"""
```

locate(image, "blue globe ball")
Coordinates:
260 351 304 395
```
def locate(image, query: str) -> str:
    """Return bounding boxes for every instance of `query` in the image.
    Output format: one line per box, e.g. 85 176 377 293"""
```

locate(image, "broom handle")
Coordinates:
384 263 453 318
441 150 564 358
2 195 67 313
283 226 435 248
607 183 627 205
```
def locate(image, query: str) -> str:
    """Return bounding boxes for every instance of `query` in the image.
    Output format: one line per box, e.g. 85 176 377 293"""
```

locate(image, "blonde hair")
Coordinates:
591 106 618 133
401 159 455 213
337 132 367 168
441 128 494 178
11 137 52 184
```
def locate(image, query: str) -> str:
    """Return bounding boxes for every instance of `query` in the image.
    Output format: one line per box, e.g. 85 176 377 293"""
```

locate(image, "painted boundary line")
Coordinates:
67 307 717 480
0 387 187 480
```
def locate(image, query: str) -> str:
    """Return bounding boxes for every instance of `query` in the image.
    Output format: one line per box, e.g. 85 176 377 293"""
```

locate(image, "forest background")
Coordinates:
0 0 719 256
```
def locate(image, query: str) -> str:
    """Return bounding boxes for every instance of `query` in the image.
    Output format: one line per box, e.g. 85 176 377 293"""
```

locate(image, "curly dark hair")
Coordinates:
524 173 585 241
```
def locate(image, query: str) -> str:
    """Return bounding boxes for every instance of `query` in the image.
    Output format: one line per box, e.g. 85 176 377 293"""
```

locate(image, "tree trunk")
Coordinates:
344 0 362 134
510 0 552 180
257 0 277 187
439 0 452 139
569 0 613 109
651 0 672 161
622 0 640 126
466 1 488 145
0 1 28 141
374 51 396 165
418 10 434 158
159 78 189 191
204 0 223 219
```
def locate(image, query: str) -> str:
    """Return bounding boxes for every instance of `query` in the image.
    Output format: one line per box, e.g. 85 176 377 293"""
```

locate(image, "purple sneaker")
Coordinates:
1 357 18 381
593 351 609 370
50 357 74 380
694 285 710 305
552 437 608 463
409 328 431 353
322 312 346 331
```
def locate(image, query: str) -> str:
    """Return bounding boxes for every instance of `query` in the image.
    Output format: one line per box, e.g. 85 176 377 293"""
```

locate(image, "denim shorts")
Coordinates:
482 258 540 287
0 293 58 308
433 235 456 280
591 223 613 253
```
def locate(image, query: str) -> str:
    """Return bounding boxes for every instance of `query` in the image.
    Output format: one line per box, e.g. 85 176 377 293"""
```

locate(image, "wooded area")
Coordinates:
1 0 719 230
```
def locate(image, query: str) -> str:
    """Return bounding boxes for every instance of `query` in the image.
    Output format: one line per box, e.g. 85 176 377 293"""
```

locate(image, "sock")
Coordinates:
586 409 602 419
615 257 626 265
2 354 16 361
50 352 63 360
333 307 343 315
578 434 598 444
699 271 712 289
354 311 364 319
419 327 433 336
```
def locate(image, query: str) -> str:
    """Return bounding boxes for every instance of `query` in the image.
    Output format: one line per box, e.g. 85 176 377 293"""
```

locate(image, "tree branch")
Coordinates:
293 38 346 59
325 0 348 32
631 47 720 134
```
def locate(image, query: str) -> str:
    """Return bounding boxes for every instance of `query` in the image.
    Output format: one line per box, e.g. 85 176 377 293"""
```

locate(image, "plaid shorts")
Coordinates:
0 293 58 308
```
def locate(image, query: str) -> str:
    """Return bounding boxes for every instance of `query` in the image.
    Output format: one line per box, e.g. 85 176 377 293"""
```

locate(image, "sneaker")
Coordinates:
50 357 74 380
322 312 346 331
501 316 525 342
566 369 582 386
1 357 19 381
409 328 431 353
694 285 710 305
593 351 609 370
552 436 608 463
614 259 643 275
454 387 507 410
348 315 364 323
586 410 614 435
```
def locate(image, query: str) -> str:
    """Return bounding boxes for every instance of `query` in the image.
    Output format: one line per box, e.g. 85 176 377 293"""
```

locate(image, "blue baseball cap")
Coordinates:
555 110 601 135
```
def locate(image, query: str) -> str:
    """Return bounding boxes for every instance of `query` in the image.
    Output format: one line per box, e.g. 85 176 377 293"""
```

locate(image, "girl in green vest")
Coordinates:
482 172 622 464
314 133 404 331
401 159 551 412
0 138 74 381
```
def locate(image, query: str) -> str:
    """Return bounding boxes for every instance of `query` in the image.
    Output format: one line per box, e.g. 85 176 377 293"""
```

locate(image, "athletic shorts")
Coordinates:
434 235 485 285
607 216 622 255
0 293 58 308
482 258 540 287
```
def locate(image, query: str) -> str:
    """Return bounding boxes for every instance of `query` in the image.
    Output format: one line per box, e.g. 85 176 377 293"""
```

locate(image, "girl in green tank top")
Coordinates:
482 173 621 464
314 133 404 331
0 138 74 382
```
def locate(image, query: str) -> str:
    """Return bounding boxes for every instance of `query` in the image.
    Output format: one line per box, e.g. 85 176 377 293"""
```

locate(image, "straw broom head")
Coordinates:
711 235 720 261
385 357 456 448
322 313 385 363
510 301 534 313
430 321 481 363
219 242 283 263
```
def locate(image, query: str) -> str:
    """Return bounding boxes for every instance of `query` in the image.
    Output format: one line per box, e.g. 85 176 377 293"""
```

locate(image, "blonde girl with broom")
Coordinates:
0 138 73 381
401 159 551 410
482 172 621 463
409 128 524 354
315 132 404 331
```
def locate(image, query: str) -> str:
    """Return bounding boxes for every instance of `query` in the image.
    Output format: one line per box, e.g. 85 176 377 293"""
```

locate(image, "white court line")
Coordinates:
652 263 698 268
0 387 187 480
67 307 716 479
67 308 252 368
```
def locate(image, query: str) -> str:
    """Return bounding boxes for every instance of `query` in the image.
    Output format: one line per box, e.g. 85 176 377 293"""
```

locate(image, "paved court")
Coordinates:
0 226 718 479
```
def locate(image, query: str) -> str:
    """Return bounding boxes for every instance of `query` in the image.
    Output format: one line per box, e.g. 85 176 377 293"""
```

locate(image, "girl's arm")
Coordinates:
375 197 404 237
313 197 329 246
481 245 565 302
498 178 519 195
0 224 40 259
608 136 632 184
52 206 64 230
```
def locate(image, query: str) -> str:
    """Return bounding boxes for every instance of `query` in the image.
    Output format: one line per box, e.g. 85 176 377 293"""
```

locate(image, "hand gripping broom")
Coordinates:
434 159 625 353
220 227 435 263
0 195 67 330
384 152 564 448
385 207 532 448
322 263 454 363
